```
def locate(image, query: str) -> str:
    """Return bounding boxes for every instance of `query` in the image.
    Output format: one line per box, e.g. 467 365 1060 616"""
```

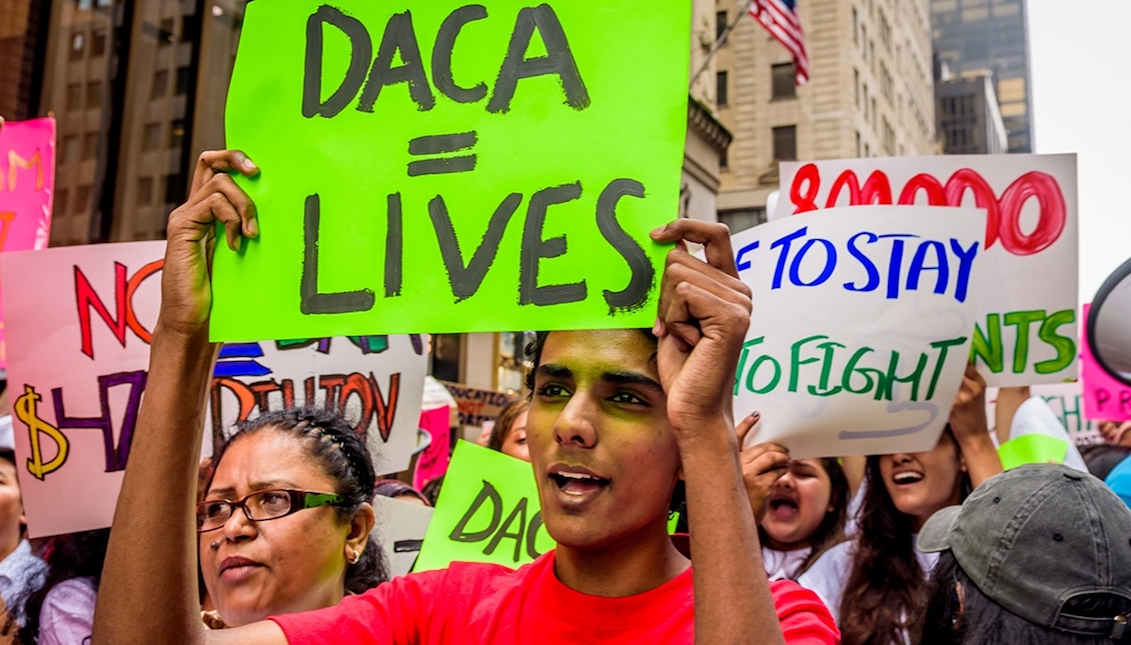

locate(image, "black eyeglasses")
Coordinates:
196 489 343 533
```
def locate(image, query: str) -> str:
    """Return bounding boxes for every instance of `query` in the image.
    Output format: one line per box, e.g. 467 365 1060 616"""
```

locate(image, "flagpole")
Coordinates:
690 0 755 89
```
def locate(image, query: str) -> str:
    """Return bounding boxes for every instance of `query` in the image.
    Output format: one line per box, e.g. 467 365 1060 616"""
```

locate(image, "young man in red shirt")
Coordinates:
93 150 839 645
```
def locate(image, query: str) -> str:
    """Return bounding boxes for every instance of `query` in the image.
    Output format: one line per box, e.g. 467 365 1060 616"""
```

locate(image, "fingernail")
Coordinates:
240 155 258 172
652 318 663 336
247 218 259 238
650 224 668 238
750 411 760 419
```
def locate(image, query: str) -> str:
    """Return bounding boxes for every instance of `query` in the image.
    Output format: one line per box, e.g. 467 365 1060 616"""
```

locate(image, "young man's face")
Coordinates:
527 330 681 550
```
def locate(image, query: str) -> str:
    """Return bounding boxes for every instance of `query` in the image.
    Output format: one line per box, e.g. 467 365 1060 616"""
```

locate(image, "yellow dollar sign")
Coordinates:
14 385 69 481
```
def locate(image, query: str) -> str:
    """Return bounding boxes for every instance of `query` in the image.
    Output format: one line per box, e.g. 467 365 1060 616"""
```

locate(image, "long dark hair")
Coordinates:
839 429 971 645
917 551 1131 644
758 457 850 579
209 407 389 594
18 528 111 644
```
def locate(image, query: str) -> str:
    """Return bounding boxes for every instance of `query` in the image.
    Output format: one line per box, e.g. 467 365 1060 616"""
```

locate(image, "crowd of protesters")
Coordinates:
0 150 1124 644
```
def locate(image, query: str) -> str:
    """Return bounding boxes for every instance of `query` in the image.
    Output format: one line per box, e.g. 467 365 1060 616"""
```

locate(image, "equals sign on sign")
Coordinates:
407 131 477 177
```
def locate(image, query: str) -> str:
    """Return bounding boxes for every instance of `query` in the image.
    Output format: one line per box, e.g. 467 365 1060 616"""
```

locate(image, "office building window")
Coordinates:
137 177 154 206
61 135 79 164
772 126 797 162
158 18 175 45
720 146 728 170
719 208 767 234
151 69 169 99
66 83 82 110
75 185 91 214
86 81 102 109
856 130 862 157
92 28 107 57
854 68 860 107
69 31 85 61
716 71 728 106
716 11 728 44
175 66 191 95
169 119 186 149
142 123 161 152
772 63 796 99
852 7 859 45
81 132 99 160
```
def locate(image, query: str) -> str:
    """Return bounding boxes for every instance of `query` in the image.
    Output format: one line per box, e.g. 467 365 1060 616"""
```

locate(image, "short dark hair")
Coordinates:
918 550 1131 644
211 407 388 593
523 329 658 394
0 448 16 469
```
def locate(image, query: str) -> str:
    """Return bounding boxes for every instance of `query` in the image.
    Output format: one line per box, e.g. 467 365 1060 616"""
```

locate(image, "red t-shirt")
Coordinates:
271 551 839 644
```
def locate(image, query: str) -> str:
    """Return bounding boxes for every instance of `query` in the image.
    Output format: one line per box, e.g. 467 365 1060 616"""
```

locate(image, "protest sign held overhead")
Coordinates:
1 241 429 537
0 117 56 369
732 205 985 458
211 1 691 341
775 154 1078 386
415 440 553 572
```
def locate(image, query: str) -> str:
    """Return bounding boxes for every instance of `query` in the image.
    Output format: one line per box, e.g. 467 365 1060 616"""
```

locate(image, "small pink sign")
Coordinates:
1081 303 1131 421
413 406 452 491
0 117 56 369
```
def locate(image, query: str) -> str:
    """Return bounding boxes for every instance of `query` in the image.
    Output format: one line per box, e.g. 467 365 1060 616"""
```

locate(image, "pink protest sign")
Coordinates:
414 406 452 491
1081 303 1131 421
1 241 163 538
0 117 56 368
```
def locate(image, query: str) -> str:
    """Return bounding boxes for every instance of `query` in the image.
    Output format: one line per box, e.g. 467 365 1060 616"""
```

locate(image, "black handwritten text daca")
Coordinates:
297 5 655 315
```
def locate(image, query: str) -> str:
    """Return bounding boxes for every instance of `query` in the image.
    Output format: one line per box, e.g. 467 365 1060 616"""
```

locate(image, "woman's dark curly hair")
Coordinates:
208 407 389 594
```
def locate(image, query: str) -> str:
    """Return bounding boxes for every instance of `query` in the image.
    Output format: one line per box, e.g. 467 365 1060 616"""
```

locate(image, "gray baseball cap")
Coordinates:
920 463 1131 639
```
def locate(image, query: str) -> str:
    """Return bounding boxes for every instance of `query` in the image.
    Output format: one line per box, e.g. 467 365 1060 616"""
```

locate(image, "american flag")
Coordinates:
750 0 810 85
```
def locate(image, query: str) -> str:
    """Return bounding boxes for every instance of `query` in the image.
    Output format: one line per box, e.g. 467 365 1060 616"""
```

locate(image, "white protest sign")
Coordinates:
1 241 427 537
371 495 434 577
775 154 1078 387
207 335 428 475
733 205 985 458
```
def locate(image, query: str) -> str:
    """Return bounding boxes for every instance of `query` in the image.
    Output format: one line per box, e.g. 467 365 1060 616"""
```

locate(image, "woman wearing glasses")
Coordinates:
197 408 388 628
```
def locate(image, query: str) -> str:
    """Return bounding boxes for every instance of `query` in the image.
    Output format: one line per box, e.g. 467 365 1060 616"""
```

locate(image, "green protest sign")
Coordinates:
212 1 691 341
997 434 1069 471
415 440 555 572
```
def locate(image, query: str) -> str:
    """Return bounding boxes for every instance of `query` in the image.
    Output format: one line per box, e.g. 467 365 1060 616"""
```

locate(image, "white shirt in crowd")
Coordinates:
761 546 812 581
796 534 938 626
0 539 48 627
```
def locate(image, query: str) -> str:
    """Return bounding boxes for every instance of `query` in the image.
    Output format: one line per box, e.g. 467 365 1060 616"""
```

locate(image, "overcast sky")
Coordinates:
1028 0 1131 303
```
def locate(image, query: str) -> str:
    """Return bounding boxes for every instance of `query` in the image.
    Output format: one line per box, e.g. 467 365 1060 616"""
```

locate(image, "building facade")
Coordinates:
715 0 938 232
930 0 1033 153
935 70 1007 154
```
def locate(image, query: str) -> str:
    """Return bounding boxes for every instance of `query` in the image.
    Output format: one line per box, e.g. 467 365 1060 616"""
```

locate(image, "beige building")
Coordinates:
715 0 937 230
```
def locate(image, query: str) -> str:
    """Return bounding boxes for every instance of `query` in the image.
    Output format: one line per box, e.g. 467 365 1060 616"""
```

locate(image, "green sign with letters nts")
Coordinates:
212 0 691 340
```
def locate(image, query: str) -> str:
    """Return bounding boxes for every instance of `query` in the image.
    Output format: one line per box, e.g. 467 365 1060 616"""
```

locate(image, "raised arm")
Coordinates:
93 151 285 645
650 221 787 645
949 363 1003 488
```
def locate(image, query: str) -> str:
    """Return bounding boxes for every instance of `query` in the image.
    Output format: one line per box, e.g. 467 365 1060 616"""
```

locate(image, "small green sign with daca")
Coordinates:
415 441 555 572
211 1 691 341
